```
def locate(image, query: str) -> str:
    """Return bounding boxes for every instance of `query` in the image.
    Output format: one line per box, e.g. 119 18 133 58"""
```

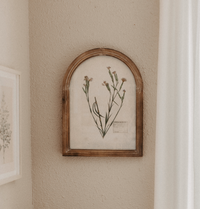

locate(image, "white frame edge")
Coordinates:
0 65 21 186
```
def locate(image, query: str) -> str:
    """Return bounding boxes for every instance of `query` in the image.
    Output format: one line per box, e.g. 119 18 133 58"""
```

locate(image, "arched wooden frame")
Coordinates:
62 48 143 157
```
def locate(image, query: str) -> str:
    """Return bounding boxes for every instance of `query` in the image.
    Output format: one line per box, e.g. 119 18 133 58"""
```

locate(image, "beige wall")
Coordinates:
30 0 159 209
0 0 33 209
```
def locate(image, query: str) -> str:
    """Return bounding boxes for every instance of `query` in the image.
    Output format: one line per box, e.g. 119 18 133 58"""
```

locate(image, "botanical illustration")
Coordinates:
82 67 127 138
0 92 12 164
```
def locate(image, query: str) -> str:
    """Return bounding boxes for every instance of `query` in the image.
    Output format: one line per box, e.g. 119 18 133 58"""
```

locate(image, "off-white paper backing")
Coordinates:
70 56 136 150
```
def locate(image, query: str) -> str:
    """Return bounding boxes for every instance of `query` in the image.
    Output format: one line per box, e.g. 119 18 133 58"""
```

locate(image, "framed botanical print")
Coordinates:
62 48 143 157
0 66 21 185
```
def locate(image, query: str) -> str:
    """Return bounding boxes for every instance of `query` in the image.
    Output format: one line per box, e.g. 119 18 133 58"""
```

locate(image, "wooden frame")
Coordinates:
62 48 143 157
0 66 21 185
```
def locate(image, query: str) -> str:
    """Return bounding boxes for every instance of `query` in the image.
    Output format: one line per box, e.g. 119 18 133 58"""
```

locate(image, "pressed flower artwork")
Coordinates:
82 67 127 138
62 48 143 156
0 66 20 185
69 55 137 150
0 91 12 164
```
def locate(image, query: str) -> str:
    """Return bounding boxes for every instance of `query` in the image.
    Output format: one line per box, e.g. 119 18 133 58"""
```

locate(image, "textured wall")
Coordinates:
0 0 33 209
30 0 159 209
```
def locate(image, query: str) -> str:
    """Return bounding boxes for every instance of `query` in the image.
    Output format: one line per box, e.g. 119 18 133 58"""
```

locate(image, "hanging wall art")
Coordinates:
62 48 143 157
0 66 21 185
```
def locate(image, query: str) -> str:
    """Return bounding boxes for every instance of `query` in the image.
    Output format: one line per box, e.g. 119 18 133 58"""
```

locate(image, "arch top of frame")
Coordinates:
62 48 143 91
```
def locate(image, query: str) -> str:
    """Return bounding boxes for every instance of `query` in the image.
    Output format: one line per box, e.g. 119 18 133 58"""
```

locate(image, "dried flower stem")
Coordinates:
82 68 126 138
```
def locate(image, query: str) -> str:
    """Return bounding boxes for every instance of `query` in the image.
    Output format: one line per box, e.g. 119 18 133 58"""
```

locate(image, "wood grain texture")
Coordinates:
62 48 143 157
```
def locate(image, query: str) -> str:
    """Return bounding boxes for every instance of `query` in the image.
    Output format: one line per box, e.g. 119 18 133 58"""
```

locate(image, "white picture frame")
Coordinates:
0 65 21 185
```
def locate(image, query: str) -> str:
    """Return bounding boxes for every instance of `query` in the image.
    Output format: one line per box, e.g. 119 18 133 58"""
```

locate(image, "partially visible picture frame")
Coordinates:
62 48 143 157
0 66 21 185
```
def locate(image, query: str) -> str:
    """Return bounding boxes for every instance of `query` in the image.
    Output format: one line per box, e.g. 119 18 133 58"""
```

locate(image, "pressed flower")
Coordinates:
108 68 114 83
84 76 89 81
106 83 111 92
0 92 12 163
82 67 127 138
113 72 118 82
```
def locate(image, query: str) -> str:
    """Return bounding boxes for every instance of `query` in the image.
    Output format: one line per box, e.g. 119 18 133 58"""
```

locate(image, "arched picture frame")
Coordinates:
62 48 143 157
